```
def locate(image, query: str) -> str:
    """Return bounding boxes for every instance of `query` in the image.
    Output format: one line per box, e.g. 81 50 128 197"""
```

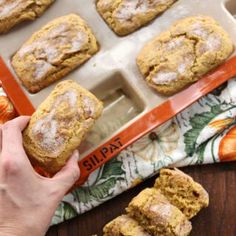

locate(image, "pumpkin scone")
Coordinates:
12 14 99 93
154 168 209 219
103 215 150 236
23 80 103 174
126 188 192 236
96 0 177 36
137 16 234 95
0 0 54 34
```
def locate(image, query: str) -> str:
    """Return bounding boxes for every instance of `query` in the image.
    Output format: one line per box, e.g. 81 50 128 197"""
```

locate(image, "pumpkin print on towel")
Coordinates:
219 126 236 161
0 85 16 124
128 122 180 162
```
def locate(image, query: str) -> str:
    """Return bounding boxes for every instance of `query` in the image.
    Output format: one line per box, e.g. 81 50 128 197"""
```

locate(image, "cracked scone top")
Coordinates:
126 188 192 236
23 80 103 174
137 16 234 95
0 0 54 33
96 0 177 36
103 215 150 236
11 14 99 93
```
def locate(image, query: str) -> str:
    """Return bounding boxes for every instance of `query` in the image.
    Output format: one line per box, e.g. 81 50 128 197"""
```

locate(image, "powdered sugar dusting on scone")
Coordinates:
45 46 59 64
32 113 64 156
178 63 187 75
48 24 68 38
19 24 87 60
34 60 54 81
178 55 194 74
165 37 184 51
152 71 178 85
58 90 78 108
82 95 97 118
18 24 87 81
18 43 36 58
115 0 167 21
152 55 194 85
190 22 209 39
32 90 78 155
149 203 172 220
0 0 21 18
115 0 147 21
69 31 88 53
205 34 221 51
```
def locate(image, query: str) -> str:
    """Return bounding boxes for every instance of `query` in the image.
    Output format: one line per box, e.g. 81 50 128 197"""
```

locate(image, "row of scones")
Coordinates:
0 1 234 95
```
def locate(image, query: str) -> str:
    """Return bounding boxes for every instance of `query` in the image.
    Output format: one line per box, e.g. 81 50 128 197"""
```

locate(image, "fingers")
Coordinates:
0 126 2 153
52 150 80 194
4 116 30 131
1 116 30 159
0 116 33 177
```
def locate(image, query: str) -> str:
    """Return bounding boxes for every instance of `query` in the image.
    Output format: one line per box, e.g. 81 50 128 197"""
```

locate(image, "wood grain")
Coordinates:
47 162 236 236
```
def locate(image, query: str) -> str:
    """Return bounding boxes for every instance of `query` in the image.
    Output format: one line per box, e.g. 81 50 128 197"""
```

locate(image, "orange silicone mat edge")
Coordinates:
0 56 35 116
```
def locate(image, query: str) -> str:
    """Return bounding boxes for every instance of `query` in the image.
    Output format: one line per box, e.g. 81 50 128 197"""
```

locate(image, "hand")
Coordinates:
0 116 80 236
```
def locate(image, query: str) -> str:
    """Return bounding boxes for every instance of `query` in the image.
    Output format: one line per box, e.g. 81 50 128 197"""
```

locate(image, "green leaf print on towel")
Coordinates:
184 105 224 156
54 201 78 223
195 142 208 164
73 158 125 204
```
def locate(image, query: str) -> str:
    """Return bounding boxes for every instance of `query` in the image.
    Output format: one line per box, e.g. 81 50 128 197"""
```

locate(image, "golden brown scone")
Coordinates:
154 168 209 219
0 0 54 34
137 16 234 95
126 188 192 236
103 215 150 236
11 14 99 93
23 80 103 174
96 0 177 36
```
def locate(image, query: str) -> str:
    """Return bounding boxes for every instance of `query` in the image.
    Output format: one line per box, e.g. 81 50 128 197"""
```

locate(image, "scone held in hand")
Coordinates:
23 80 103 174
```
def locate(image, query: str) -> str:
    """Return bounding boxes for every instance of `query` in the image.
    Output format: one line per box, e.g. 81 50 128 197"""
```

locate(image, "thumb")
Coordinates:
52 150 80 193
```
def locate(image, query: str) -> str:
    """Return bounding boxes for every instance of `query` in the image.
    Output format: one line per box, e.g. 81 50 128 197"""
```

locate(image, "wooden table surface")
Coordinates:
47 162 236 236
